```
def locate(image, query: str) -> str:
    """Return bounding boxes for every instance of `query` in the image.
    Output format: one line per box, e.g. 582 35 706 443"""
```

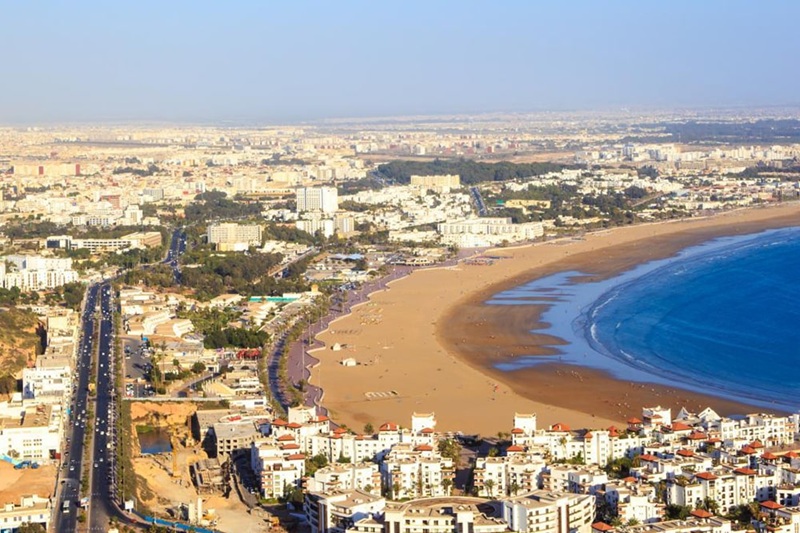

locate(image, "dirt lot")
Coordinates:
133 456 269 532
129 401 270 532
0 461 58 504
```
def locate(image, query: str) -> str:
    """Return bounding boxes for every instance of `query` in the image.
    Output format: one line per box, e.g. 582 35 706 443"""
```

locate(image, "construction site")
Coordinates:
129 401 276 532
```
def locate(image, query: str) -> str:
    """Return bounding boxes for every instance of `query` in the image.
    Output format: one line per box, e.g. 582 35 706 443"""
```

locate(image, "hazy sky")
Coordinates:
3 1 799 123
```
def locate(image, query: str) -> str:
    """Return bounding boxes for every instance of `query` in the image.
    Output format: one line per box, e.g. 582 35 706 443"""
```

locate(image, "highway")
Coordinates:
53 283 100 532
166 227 186 284
88 281 122 532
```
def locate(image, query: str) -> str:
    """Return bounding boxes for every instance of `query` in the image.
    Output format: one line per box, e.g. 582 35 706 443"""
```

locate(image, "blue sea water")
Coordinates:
488 226 800 412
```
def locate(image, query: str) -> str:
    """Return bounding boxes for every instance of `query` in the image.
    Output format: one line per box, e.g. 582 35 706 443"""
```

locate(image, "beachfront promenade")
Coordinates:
274 250 475 417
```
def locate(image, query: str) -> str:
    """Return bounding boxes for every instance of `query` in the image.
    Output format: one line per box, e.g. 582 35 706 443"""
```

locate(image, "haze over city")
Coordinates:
4 0 800 123
2 3 800 533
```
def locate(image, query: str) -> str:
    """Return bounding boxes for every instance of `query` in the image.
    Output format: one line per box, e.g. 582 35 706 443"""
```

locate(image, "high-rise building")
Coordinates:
296 187 338 214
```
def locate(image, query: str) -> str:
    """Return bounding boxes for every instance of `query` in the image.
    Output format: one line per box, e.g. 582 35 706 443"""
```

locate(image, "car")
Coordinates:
70 465 75 471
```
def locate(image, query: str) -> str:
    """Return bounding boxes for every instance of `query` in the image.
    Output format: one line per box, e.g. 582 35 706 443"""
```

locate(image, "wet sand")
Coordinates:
309 203 800 436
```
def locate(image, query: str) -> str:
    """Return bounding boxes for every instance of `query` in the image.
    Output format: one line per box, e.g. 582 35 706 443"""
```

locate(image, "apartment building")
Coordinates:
22 365 72 404
296 186 338 214
347 497 508 533
306 463 382 495
305 489 385 533
380 442 455 499
0 401 63 463
212 419 265 459
0 255 79 290
0 495 51 531
207 223 262 251
474 453 547 498
437 217 544 247
502 490 596 533
410 174 461 189
250 440 306 498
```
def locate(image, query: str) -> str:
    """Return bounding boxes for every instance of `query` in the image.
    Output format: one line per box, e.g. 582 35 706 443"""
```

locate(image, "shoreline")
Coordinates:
309 202 800 435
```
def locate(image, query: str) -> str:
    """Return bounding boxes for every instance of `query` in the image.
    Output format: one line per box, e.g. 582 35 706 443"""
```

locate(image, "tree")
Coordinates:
442 478 453 495
191 362 206 374
363 422 374 435
484 479 495 497
17 523 46 533
665 504 692 520
509 481 520 496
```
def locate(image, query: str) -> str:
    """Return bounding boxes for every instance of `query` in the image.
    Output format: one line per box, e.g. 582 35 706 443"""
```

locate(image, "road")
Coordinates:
53 283 100 532
88 281 122 532
166 227 186 284
470 186 489 216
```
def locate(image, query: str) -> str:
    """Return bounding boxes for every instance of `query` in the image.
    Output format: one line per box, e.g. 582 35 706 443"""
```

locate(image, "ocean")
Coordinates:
487 226 800 413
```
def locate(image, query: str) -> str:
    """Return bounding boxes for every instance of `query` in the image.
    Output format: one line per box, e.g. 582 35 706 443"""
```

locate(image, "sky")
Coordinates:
2 0 800 124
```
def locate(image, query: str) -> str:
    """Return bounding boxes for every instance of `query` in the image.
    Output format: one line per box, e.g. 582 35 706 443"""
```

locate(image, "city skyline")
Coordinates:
3 0 800 124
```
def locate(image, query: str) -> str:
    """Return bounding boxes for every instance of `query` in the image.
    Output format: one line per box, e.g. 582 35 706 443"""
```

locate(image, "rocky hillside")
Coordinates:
0 308 43 396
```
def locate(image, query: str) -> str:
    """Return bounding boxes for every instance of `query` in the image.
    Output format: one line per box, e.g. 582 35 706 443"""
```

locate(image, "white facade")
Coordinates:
297 186 338 214
0 255 79 290
207 223 262 248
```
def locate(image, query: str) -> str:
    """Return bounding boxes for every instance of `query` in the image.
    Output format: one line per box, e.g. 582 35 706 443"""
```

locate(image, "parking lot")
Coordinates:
122 335 154 398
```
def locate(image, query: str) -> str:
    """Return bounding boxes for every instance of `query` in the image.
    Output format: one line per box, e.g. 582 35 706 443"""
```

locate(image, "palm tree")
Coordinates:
509 481 520 496
441 478 453 495
484 479 495 498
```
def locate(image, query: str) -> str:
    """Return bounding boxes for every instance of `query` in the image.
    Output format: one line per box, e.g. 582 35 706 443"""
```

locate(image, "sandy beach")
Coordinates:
308 203 800 436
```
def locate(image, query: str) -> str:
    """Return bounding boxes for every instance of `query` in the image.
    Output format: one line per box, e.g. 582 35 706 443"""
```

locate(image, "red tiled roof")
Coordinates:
277 434 295 442
750 440 764 449
762 452 778 460
287 422 302 429
706 437 722 444
761 501 783 510
734 467 757 475
627 417 642 424
691 509 713 519
420 427 434 434
671 422 692 431
281 443 300 450
584 431 593 440
639 454 658 462
785 451 799 459
314 416 329 422
511 428 524 434
592 522 615 532
272 418 288 426
286 453 305 461
507 445 524 453
414 444 433 452
334 427 347 434
379 422 398 431
695 472 717 481
623 476 637 483
741 446 756 455
550 423 570 432
688 432 707 440
676 449 695 457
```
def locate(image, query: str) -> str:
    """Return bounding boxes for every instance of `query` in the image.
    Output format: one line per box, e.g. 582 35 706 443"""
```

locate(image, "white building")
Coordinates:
0 495 51 531
297 186 338 214
0 401 63 463
0 255 79 290
207 223 262 250
305 489 385 533
502 490 596 533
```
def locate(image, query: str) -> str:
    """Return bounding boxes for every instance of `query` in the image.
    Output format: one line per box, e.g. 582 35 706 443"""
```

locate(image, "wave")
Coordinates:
490 226 800 413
